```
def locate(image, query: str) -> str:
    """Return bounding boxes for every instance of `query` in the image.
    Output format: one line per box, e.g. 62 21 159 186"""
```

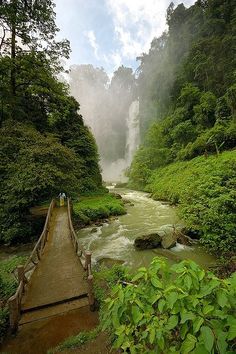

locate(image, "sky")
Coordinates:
55 0 195 75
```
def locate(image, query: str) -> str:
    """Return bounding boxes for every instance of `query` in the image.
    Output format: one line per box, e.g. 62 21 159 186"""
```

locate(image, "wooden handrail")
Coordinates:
8 199 55 332
67 198 95 309
8 197 95 332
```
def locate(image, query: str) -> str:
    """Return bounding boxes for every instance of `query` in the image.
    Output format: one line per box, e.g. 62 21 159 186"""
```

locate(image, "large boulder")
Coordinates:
134 233 162 250
161 232 177 249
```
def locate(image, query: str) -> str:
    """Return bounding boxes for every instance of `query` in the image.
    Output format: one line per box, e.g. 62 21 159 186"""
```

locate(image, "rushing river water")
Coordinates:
77 188 216 269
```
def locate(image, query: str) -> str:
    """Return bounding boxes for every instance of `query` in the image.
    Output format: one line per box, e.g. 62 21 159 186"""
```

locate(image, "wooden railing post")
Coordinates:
88 274 95 311
8 295 19 333
17 265 25 285
85 251 92 274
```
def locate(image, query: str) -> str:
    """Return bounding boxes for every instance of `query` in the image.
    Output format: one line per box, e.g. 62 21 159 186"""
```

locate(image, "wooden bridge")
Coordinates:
8 199 95 332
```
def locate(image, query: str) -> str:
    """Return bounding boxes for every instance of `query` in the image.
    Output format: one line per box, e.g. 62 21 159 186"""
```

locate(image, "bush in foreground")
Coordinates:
102 257 236 354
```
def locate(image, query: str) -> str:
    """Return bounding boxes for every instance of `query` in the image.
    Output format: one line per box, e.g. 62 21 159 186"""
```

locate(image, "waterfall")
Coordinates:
125 100 140 165
101 100 140 182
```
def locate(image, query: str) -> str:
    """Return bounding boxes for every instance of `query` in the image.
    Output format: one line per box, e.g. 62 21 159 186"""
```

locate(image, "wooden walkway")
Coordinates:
8 201 94 330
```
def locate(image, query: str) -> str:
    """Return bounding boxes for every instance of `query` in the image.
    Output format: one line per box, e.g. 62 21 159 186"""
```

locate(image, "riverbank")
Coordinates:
72 193 126 227
75 188 216 270
129 150 236 259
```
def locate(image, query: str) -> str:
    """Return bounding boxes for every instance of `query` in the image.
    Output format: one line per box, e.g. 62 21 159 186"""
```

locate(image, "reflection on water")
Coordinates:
77 188 216 269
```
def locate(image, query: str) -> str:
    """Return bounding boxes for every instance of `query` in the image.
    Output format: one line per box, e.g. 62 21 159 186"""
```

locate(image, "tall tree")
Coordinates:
0 0 70 120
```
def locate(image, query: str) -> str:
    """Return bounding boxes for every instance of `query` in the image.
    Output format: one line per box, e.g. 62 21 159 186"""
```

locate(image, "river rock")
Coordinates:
90 227 97 233
134 233 162 250
98 258 125 268
112 193 122 199
161 232 177 249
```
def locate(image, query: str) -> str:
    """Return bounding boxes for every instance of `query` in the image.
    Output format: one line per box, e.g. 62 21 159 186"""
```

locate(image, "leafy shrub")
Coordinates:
94 264 130 306
0 256 27 301
73 194 126 225
102 257 236 354
0 256 27 342
0 308 9 343
146 151 236 253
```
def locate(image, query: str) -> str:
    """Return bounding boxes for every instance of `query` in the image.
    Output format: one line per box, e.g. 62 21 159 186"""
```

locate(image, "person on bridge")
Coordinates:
58 192 66 206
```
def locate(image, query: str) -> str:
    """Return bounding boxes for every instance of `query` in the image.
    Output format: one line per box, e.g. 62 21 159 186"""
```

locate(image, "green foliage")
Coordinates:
73 194 126 225
0 1 103 244
0 256 27 300
102 257 236 354
145 151 236 253
0 122 84 244
0 308 9 343
0 256 27 342
48 327 100 353
94 264 130 306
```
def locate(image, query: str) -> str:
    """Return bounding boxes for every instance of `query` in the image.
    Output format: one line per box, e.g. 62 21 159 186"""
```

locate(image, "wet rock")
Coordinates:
98 258 125 268
90 227 98 233
177 231 197 246
161 232 177 249
134 233 162 250
95 221 103 227
111 193 122 199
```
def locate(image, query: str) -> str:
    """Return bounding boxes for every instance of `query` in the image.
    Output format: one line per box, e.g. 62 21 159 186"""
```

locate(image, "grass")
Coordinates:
145 150 236 254
0 255 27 342
73 193 126 225
48 327 100 353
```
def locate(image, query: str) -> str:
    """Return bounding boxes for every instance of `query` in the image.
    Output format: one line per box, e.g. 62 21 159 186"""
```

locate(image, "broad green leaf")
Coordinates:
193 316 204 334
132 272 144 282
157 335 164 350
201 326 214 352
149 327 155 344
184 274 192 290
158 299 165 312
150 277 163 288
203 304 214 315
114 333 125 348
135 298 144 309
217 333 228 353
150 293 161 305
228 318 236 340
166 292 178 309
131 305 143 324
166 315 178 330
180 322 188 340
217 291 229 308
193 344 209 354
181 311 196 324
181 333 197 354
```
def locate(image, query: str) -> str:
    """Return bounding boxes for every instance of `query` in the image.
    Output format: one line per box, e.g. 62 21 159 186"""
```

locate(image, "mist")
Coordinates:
69 64 139 181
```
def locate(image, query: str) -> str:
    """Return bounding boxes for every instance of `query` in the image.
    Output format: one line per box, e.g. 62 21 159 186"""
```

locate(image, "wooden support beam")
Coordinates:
85 251 92 274
87 274 95 311
17 265 25 285
8 295 19 333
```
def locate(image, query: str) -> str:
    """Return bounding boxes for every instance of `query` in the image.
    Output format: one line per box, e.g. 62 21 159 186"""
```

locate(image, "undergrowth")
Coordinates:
73 193 126 225
144 151 236 254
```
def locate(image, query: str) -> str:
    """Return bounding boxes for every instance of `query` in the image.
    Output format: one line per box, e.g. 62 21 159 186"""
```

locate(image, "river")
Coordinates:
77 188 216 269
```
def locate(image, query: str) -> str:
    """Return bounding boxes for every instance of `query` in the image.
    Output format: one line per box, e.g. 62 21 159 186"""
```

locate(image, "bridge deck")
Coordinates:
21 207 88 312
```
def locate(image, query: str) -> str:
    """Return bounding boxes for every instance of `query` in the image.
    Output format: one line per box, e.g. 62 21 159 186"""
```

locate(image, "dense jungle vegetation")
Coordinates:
0 0 103 245
129 0 236 254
